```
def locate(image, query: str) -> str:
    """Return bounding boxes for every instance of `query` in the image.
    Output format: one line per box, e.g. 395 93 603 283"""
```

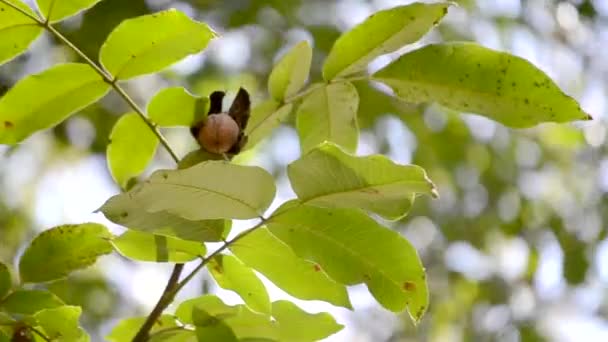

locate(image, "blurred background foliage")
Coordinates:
1 0 607 341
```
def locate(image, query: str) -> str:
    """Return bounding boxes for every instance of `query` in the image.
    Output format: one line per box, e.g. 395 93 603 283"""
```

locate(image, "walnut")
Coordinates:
190 88 251 155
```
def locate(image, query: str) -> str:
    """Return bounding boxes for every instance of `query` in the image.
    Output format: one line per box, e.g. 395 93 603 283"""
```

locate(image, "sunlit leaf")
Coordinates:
98 192 229 242
99 161 276 220
148 87 209 127
208 254 271 315
99 9 216 80
194 308 238 342
373 42 591 128
0 0 42 66
268 41 312 100
106 315 179 342
296 82 359 153
33 306 88 341
0 63 111 144
107 112 158 189
149 329 194 342
36 0 101 22
322 2 451 80
272 300 343 342
176 295 278 340
230 228 351 309
177 149 225 169
19 223 113 283
0 290 64 315
111 230 206 263
268 202 428 321
288 142 437 220
245 101 293 150
0 262 10 299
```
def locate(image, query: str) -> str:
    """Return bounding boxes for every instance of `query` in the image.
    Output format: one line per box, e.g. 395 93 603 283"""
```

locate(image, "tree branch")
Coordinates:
0 2 191 340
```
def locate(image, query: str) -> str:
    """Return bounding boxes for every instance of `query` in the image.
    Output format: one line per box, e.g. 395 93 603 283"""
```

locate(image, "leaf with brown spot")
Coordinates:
19 223 112 283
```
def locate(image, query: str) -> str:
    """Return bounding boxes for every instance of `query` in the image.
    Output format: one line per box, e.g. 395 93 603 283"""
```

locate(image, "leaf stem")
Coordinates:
0 0 180 163
131 264 184 342
42 24 181 163
132 218 266 341
0 2 191 340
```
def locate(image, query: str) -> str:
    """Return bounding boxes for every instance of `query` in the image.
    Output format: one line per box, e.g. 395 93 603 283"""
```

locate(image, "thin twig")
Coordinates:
0 3 188 340
42 24 181 163
172 218 267 295
132 218 266 342
131 264 184 342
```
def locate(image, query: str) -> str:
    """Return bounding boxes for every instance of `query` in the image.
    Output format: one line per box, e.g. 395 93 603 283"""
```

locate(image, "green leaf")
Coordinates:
208 255 270 316
230 228 351 309
0 312 13 325
111 230 206 263
176 295 278 341
0 0 43 66
0 290 64 315
148 87 209 127
373 42 591 128
322 2 451 80
288 142 437 220
194 310 238 342
107 112 159 189
245 101 292 150
0 63 111 144
296 82 359 153
33 306 88 342
268 203 428 321
150 329 195 342
98 192 230 242
177 149 225 169
36 0 101 22
268 41 312 101
176 295 239 325
0 263 10 299
19 223 113 283
99 9 216 80
272 300 343 342
106 315 178 342
99 161 276 220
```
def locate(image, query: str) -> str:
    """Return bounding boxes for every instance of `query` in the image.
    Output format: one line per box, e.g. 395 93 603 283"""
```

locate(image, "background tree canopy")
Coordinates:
0 0 606 341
